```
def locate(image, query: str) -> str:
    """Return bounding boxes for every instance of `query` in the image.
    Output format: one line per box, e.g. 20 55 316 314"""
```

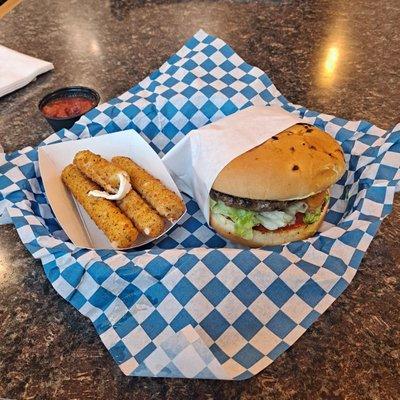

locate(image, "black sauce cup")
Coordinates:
38 86 100 131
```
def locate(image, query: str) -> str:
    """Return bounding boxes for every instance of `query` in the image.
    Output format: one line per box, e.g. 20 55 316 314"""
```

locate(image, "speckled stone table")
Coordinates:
0 0 399 399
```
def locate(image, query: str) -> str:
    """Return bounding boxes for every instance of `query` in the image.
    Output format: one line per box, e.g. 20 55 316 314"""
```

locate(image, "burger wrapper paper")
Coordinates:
162 105 303 223
0 29 399 380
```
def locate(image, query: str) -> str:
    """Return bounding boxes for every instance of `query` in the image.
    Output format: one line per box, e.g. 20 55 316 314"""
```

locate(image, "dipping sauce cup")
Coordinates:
39 86 100 131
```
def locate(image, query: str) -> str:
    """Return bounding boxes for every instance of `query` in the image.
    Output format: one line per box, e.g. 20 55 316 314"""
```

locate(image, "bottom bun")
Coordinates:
210 202 328 248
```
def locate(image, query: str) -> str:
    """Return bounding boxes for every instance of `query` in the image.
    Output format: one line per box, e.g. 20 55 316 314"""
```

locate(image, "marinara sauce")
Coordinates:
41 97 95 119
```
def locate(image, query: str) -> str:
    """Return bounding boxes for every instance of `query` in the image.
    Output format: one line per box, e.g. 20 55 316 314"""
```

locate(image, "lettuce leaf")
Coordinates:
303 207 322 224
211 200 258 239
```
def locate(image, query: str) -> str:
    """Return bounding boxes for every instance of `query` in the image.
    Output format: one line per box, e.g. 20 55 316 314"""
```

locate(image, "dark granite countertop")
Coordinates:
0 0 399 399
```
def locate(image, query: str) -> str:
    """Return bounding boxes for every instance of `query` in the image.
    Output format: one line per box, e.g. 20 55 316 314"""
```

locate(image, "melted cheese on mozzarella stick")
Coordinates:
61 164 138 248
112 156 185 221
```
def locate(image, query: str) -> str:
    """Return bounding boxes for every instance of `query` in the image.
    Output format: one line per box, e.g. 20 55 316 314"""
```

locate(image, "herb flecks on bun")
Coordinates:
209 123 346 247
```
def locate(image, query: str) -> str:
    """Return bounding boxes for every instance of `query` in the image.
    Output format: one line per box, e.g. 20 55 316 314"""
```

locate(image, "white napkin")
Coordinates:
162 106 303 223
0 45 54 97
0 46 53 223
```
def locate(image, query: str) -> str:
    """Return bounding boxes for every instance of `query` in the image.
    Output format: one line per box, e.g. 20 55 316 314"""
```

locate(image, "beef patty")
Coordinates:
210 189 296 212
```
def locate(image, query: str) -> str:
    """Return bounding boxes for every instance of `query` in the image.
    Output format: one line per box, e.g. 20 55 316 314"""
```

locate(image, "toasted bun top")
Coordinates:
212 123 346 200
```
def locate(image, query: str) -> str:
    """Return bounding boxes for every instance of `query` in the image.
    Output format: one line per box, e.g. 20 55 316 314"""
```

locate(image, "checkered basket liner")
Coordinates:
0 30 399 380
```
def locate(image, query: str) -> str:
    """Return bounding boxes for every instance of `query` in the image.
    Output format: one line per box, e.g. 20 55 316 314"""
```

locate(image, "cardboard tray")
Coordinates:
38 130 186 250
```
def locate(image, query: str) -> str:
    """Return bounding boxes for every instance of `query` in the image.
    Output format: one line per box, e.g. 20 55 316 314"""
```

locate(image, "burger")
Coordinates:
209 123 346 247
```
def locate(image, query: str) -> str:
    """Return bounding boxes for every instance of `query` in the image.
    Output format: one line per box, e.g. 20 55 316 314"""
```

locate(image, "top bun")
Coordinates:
212 123 346 201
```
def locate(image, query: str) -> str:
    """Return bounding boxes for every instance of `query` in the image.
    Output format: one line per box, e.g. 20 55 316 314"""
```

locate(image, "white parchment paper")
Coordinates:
162 106 303 222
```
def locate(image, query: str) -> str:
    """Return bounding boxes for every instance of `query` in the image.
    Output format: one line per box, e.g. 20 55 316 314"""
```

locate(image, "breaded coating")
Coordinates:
112 156 185 221
61 164 138 248
117 191 165 237
74 150 128 193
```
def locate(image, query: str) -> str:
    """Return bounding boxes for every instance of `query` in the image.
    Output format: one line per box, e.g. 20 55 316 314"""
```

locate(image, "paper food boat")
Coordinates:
38 130 186 250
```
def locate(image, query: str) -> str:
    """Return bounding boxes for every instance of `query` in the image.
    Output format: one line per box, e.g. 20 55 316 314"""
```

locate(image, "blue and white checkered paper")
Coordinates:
1 30 399 380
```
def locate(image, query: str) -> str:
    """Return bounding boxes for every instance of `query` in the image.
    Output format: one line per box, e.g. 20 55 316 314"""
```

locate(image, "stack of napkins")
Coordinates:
0 45 54 97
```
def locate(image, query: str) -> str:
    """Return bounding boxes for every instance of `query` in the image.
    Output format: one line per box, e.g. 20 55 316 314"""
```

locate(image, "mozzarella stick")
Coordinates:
74 150 128 193
112 156 185 221
117 191 165 237
73 150 164 237
61 164 138 248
